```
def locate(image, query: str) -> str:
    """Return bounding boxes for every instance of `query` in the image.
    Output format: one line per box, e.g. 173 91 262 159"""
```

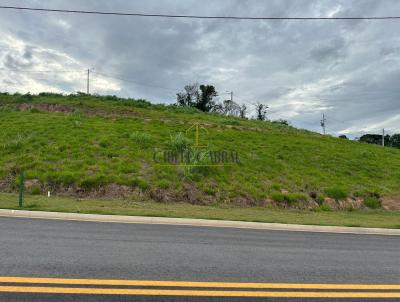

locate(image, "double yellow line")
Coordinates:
0 277 400 298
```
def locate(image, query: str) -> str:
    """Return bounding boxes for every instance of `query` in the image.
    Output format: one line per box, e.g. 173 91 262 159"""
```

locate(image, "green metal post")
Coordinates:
18 172 24 208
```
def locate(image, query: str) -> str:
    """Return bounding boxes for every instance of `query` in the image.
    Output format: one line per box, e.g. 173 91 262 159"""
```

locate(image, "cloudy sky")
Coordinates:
0 0 400 137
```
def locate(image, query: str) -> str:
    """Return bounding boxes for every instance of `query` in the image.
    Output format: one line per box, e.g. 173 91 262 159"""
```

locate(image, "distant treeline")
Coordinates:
359 134 400 148
340 133 400 148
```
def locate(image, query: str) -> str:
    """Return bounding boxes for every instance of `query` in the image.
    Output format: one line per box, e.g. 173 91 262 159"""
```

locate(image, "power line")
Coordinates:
0 67 178 93
0 68 85 73
1 6 400 20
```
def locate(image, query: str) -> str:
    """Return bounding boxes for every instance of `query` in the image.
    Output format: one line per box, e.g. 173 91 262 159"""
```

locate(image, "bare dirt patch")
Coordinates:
18 103 75 113
323 197 364 210
381 197 400 210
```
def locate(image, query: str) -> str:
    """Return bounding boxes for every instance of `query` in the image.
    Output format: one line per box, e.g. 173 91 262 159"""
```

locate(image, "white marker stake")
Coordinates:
47 191 51 197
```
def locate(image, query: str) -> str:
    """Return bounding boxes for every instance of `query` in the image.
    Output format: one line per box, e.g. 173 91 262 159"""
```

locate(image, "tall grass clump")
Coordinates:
1 134 27 151
182 148 210 180
168 132 191 151
364 196 381 209
130 131 152 148
325 186 348 200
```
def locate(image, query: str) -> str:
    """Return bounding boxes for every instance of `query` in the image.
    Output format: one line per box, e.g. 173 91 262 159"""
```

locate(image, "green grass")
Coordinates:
364 196 381 209
0 93 400 207
325 186 348 200
0 193 399 229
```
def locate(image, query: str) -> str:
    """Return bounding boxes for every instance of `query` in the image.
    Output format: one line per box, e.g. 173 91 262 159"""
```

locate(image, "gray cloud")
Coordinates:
0 0 400 137
310 37 346 63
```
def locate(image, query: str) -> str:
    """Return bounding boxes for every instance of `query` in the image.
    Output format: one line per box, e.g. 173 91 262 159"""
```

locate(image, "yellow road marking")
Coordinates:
0 286 399 298
0 277 400 290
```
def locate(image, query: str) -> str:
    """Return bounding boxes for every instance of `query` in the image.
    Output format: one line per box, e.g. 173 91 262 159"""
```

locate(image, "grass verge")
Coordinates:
0 193 399 229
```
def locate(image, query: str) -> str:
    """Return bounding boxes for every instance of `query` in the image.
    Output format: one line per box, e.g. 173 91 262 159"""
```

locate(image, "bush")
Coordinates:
21 93 33 102
156 179 170 189
30 186 41 195
364 197 380 209
128 178 150 190
271 192 285 203
80 175 109 189
325 186 348 200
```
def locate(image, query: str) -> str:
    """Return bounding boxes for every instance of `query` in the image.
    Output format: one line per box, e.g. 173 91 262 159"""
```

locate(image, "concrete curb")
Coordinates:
0 209 399 236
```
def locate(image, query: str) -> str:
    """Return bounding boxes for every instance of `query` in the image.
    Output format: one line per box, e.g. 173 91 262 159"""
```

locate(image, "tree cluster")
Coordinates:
359 133 400 148
176 83 269 121
176 84 217 112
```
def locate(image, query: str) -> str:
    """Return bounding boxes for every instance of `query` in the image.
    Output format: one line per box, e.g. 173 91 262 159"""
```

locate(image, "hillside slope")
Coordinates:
1 93 399 210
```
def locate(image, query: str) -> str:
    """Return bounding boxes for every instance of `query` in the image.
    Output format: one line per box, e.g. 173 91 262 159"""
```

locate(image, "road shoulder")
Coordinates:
0 209 399 236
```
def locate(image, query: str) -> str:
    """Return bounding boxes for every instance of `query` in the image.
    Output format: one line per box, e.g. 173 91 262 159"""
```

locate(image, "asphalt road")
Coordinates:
0 217 399 301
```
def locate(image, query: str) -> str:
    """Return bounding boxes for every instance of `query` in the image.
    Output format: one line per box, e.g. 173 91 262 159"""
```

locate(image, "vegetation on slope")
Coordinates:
0 92 400 210
1 193 399 228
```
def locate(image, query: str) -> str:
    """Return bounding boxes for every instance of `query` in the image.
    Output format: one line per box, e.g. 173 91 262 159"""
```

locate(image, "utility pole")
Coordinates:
18 171 24 208
86 69 90 94
382 128 385 147
320 113 326 135
230 91 233 102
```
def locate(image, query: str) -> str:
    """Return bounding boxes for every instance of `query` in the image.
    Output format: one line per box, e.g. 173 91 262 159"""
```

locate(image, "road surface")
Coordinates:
0 216 399 301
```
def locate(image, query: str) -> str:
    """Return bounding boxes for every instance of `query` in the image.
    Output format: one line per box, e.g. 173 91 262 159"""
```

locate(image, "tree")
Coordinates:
239 104 247 119
211 103 224 113
272 119 289 126
339 135 348 139
255 102 268 121
197 85 217 112
390 134 400 148
176 84 199 107
176 84 218 112
222 99 241 116
359 134 390 146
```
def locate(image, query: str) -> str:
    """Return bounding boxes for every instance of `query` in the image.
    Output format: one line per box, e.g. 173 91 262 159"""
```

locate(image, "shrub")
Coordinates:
325 186 348 200
364 197 380 209
156 179 170 189
80 175 108 189
271 192 285 203
30 186 41 195
21 93 33 102
129 178 150 191
57 172 79 186
53 172 79 186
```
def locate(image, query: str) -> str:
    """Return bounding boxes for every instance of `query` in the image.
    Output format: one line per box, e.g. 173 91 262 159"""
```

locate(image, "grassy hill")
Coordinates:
1 92 399 211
